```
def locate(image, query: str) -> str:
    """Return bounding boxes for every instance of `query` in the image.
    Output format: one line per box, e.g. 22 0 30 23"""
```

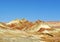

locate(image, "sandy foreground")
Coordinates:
0 28 46 42
0 28 60 42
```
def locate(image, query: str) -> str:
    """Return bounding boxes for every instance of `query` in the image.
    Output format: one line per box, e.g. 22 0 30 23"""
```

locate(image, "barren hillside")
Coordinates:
0 19 60 42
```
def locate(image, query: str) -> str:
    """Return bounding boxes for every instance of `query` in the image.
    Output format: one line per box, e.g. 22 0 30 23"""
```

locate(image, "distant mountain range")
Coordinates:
0 18 51 32
46 21 60 28
0 19 60 32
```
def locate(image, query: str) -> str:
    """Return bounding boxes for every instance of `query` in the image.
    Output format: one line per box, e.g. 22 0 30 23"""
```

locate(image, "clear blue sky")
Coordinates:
0 0 60 22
